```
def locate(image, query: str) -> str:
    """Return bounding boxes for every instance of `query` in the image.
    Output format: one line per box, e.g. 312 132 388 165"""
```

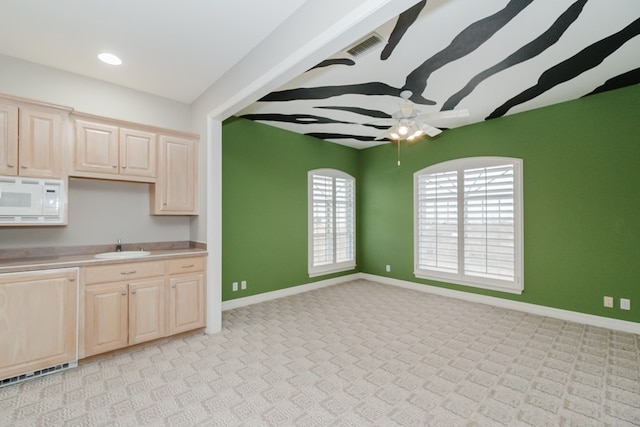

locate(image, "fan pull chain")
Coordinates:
397 140 401 166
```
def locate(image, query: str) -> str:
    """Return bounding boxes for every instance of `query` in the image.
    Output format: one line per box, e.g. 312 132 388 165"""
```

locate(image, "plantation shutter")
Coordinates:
416 170 458 273
463 164 515 281
334 176 355 263
311 174 334 267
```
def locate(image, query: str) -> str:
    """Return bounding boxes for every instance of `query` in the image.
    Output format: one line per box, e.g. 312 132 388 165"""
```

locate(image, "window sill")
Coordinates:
309 264 356 278
414 271 523 295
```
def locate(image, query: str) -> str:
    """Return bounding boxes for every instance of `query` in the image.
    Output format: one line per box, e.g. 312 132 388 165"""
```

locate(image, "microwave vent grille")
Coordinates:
16 178 40 185
0 215 64 224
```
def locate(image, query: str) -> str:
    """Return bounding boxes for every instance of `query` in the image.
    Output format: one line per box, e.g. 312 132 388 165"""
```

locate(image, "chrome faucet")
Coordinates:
116 239 122 252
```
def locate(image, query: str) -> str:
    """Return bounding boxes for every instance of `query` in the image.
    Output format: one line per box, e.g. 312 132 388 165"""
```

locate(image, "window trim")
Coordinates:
308 168 356 278
414 157 523 294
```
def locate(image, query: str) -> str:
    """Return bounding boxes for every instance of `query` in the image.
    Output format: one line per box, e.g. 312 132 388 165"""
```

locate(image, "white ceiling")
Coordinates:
0 0 308 103
1 0 638 148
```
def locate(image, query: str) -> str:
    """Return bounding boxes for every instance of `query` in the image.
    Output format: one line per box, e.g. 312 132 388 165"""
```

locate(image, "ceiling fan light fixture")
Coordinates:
405 123 424 141
399 103 413 117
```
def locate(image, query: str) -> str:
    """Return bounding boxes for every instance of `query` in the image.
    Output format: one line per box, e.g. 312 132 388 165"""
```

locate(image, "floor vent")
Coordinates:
0 361 77 388
346 32 385 58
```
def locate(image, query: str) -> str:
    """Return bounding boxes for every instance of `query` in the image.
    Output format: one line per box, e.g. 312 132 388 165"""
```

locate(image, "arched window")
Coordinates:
414 157 523 294
308 169 356 277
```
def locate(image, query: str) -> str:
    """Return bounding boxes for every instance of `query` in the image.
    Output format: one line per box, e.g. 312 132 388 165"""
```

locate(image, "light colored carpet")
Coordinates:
1 279 639 426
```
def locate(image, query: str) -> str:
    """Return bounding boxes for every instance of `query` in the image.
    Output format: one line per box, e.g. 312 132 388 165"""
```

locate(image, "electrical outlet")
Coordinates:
620 298 631 310
385 265 391 272
604 296 613 308
232 282 238 292
241 280 247 290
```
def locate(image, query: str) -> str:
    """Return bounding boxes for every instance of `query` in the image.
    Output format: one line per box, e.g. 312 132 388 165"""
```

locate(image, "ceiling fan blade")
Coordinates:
420 108 469 121
374 128 390 141
420 122 442 137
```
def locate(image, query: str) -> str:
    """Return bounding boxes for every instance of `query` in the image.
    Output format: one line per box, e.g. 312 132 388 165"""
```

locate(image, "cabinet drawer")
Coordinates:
168 256 205 275
85 261 165 284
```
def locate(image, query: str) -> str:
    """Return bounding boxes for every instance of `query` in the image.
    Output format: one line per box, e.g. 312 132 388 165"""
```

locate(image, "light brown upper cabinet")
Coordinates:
0 98 69 179
73 115 156 182
151 135 198 215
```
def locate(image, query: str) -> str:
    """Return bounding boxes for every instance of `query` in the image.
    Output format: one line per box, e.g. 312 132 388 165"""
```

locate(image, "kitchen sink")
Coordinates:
94 250 151 259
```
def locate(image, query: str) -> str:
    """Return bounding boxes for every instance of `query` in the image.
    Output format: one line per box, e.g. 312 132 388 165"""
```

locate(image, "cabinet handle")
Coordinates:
131 290 137 294
20 165 27 169
171 285 176 288
7 164 14 168
120 270 137 275
112 164 117 168
182 264 194 268
122 165 127 168
69 278 76 282
121 291 126 296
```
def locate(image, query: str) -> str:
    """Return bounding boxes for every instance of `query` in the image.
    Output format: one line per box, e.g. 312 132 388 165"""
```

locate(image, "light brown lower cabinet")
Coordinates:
129 278 166 345
83 277 166 356
81 256 205 358
0 268 78 381
168 257 206 335
83 282 129 356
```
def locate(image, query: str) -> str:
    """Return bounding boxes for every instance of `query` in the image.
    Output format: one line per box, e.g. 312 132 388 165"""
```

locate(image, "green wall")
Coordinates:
222 85 639 324
359 84 640 323
222 118 359 301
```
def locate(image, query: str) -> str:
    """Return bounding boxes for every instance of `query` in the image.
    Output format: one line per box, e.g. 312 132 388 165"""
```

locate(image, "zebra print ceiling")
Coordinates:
240 0 640 149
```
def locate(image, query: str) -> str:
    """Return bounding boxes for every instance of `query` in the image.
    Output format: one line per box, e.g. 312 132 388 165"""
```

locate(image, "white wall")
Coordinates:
0 55 194 249
0 54 191 130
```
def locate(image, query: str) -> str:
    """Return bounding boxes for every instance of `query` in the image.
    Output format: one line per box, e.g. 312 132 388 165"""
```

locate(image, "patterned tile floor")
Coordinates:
1 280 639 426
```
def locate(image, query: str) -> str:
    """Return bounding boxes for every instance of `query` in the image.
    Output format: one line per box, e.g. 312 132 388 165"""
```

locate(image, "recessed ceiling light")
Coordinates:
98 52 122 66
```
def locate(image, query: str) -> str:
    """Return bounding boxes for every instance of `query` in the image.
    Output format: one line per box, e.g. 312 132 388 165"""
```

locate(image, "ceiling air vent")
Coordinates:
346 33 385 58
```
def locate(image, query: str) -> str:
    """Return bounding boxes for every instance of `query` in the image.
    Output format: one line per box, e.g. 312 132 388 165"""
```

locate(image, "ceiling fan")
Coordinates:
376 90 469 141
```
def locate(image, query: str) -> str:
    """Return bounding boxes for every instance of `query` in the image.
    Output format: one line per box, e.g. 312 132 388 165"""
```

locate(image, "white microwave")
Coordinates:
0 176 65 224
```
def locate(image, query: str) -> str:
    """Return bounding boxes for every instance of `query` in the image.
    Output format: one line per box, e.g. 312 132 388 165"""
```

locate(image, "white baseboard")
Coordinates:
221 273 360 311
361 273 640 335
221 272 639 335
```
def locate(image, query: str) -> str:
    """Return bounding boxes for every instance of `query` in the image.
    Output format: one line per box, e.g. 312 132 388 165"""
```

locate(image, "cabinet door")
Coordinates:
84 282 129 357
168 273 205 335
0 269 77 381
18 107 63 178
152 135 197 214
119 128 156 179
0 103 19 176
74 119 119 176
129 278 165 345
